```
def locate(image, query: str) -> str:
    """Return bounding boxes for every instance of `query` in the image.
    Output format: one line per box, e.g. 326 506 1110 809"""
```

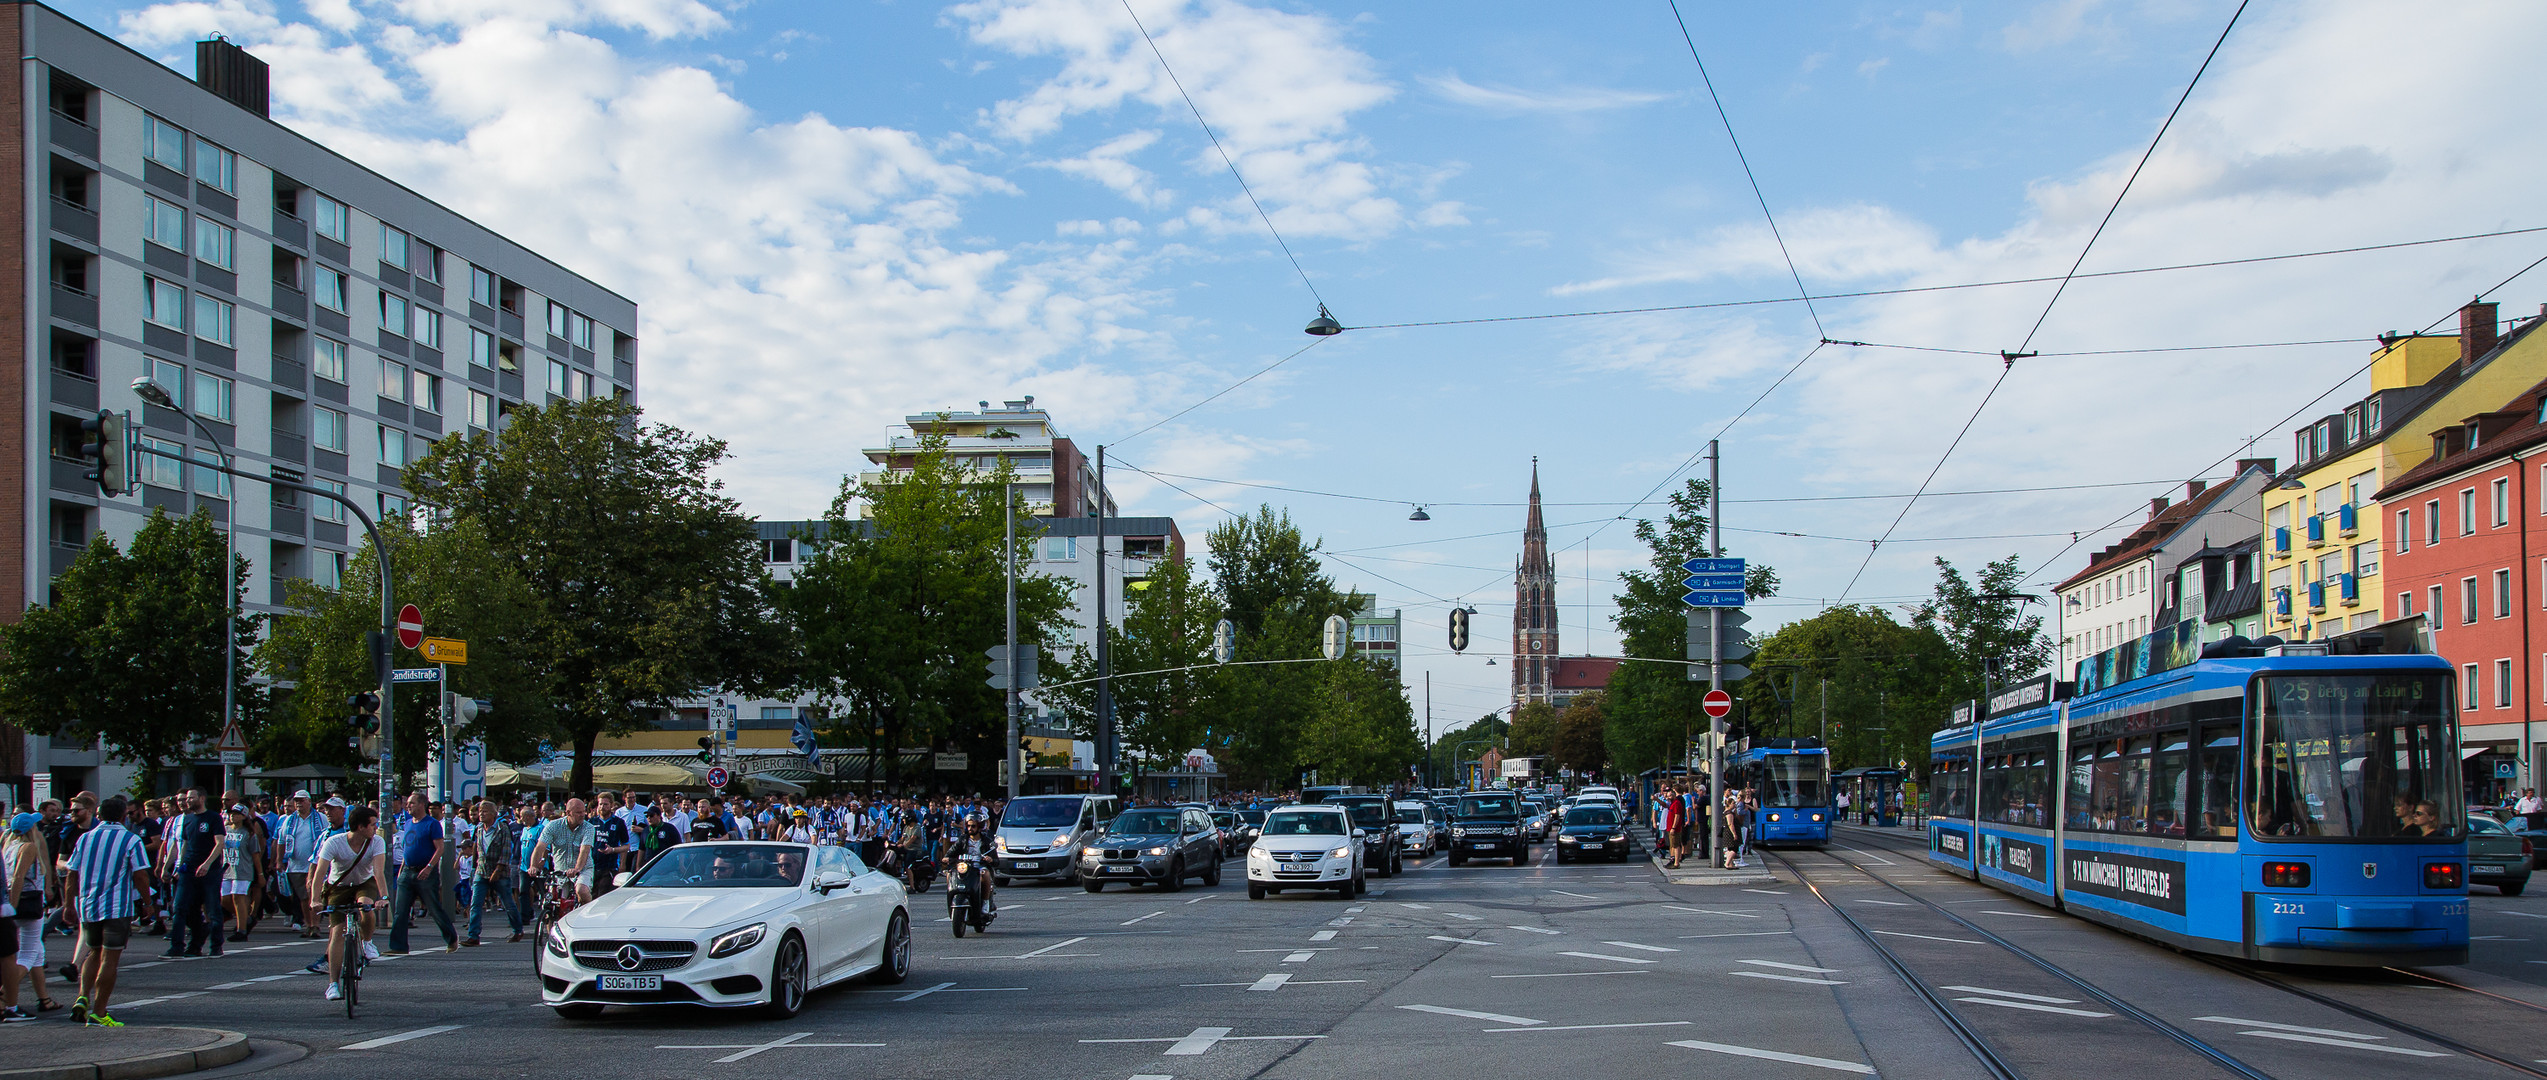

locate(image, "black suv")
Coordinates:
1080 806 1222 891
1325 796 1402 876
1449 791 1526 865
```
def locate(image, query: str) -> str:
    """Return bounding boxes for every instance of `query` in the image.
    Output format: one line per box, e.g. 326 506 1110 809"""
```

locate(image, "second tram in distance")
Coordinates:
1730 739 1833 848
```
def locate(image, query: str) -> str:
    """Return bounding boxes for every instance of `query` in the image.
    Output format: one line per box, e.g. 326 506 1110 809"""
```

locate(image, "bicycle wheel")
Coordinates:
339 930 358 1018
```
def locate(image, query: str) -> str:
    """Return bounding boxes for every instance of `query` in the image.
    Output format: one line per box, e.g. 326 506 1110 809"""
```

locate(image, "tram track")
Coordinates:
1829 825 2547 1079
1765 845 2277 1080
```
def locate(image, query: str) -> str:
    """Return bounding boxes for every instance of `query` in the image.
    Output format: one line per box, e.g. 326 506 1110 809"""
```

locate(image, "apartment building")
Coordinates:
8 7 637 800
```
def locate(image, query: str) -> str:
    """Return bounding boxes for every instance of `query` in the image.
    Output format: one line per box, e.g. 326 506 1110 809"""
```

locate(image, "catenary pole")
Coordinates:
1005 480 1021 800
1708 439 1726 868
1095 446 1115 795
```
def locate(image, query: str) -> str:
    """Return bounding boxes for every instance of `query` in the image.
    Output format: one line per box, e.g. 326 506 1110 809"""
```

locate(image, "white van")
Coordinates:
993 794 1118 885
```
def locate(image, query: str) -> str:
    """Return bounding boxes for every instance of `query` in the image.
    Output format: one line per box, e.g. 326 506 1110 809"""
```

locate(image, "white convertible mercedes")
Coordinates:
538 841 912 1018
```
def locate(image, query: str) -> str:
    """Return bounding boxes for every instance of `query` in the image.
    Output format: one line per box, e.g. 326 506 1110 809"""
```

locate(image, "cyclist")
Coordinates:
314 807 386 1002
527 798 597 903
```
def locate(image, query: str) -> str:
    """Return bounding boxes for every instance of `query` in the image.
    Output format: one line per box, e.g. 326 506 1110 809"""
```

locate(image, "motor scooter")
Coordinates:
948 852 996 937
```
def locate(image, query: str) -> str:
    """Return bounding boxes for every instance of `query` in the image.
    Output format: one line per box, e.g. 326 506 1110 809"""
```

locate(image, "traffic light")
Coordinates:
77 409 130 496
696 737 715 763
347 691 380 735
1448 607 1472 653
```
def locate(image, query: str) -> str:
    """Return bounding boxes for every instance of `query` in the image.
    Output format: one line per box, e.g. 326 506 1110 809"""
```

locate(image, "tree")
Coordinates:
403 398 787 794
1603 478 1775 776
1738 604 1958 773
0 509 257 796
1914 555 2053 703
1046 546 1222 781
1506 701 1559 758
1428 712 1507 788
1554 692 1610 778
1295 655 1421 788
256 516 549 786
784 433 1071 794
1193 506 1361 789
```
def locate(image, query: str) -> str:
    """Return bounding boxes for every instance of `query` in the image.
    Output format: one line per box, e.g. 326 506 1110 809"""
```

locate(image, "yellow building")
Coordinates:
2263 303 2542 640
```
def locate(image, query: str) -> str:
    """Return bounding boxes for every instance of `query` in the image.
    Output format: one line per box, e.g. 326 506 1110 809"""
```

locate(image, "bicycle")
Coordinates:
522 870 581 981
317 898 381 1019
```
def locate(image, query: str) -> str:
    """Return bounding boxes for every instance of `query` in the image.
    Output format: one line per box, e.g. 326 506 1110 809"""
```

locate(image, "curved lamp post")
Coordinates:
133 376 238 792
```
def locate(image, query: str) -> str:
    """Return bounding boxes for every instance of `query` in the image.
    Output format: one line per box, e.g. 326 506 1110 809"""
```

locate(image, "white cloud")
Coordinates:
1039 129 1171 207
1418 72 1669 113
1553 204 1948 295
2002 0 2110 53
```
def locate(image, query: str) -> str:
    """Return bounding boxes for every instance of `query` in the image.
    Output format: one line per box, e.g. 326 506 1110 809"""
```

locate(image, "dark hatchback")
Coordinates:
1450 792 1526 865
1554 805 1630 863
1327 796 1401 876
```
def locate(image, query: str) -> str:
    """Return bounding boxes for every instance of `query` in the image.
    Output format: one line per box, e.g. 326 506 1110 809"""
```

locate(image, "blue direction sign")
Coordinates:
1682 557 1745 575
391 667 441 684
1683 590 1747 607
1682 573 1744 591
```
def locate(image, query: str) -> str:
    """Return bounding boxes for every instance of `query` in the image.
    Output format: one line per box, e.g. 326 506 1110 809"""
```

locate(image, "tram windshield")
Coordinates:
1758 755 1828 808
2250 673 2460 841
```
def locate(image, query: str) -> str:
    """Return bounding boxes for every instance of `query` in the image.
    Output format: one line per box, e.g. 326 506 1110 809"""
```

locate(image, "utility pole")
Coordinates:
1708 438 1726 868
1820 678 1828 750
1424 671 1432 789
1095 446 1115 796
1004 479 1021 800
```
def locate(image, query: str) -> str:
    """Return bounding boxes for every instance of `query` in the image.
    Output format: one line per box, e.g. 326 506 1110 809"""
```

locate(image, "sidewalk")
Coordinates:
1630 823 1778 885
0 1025 248 1080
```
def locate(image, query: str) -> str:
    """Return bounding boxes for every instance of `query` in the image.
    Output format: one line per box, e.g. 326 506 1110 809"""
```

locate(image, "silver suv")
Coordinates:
1079 806 1222 891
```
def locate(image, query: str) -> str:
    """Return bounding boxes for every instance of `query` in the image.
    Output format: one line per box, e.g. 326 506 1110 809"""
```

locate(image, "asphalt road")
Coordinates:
31 828 2547 1080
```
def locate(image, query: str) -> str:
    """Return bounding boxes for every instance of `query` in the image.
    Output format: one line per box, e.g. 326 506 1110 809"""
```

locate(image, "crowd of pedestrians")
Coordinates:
1650 781 1769 870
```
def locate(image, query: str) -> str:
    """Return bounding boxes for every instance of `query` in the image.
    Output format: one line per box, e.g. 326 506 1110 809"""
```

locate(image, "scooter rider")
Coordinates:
946 822 994 916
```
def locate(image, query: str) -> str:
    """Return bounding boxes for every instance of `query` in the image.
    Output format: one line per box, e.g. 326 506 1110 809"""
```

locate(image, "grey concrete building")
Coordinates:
7 5 638 800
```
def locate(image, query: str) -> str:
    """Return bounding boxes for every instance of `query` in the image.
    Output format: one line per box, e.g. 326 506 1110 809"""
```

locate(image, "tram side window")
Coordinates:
2066 745 2097 829
2192 728 2240 839
2149 734 2190 837
1979 754 2005 824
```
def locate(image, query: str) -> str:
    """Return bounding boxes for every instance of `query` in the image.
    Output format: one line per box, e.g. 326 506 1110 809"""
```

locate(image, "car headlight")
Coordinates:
1451 827 1466 838
1609 833 1627 842
1330 846 1353 859
1144 846 1167 856
708 923 767 959
994 837 1009 852
544 923 569 957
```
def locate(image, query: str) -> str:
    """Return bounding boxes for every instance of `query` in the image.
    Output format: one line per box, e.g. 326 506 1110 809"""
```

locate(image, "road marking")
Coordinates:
1851 899 1911 906
1428 935 1499 946
1399 903 1431 909
107 991 205 1010
1310 930 1337 941
658 1032 885 1063
1743 889 1789 895
1679 931 1795 939
1248 974 1291 991
1080 1027 1326 1056
1981 910 2058 920
1955 996 2112 1018
899 981 1024 1002
1739 959 1839 973
1491 970 1649 978
1507 925 1563 935
1283 951 1315 963
2236 1031 2446 1057
1669 1039 1874 1074
1664 905 1760 918
1838 846 1897 865
207 981 257 990
1551 890 1600 899
1018 937 1089 959
1602 941 1678 953
1945 985 2076 1004
249 973 301 982
1398 1004 1544 1026
1488 1020 1692 1032
1871 929 1985 945
342 1025 465 1050
1730 971 1846 985
1184 897 1210 904
1331 917 1354 926
1122 911 1166 926
2495 910 2547 918
1444 912 1483 921
1559 951 1657 965
2192 1017 2387 1040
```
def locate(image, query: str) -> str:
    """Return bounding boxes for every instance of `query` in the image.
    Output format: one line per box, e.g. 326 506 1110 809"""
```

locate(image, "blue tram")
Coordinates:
1731 739 1833 848
1928 621 2468 966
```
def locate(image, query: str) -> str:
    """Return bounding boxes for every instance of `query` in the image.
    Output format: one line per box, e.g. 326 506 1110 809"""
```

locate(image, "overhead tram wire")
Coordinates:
1111 337 1327 448
1837 0 2248 602
1137 468 2243 508
1823 336 2367 359
1666 0 1821 339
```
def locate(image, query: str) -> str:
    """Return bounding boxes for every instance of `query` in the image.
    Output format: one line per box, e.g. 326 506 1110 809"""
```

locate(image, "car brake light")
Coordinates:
2524 838 2536 858
2260 861 2309 888
2424 862 2463 889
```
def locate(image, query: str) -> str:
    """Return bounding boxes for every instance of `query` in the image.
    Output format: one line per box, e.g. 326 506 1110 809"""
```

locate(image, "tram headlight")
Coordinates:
1810 813 1824 822
2261 861 2310 888
2424 862 2463 889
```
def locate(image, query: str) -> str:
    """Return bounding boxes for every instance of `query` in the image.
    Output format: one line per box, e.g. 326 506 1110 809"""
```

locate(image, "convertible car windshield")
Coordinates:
627 844 808 888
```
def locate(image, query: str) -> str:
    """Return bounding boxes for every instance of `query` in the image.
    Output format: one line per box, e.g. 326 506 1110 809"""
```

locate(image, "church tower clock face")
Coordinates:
1530 637 1541 651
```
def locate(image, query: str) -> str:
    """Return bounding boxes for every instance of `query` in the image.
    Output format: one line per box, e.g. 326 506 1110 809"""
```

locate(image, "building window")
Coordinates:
2351 542 2377 579
546 358 569 398
2463 577 2480 624
411 370 441 413
571 313 594 350
380 225 409 270
191 295 233 345
2498 658 2515 708
380 293 409 337
2295 430 2312 465
143 115 185 170
2499 569 2515 618
193 218 233 269
2344 408 2362 443
470 267 497 307
193 141 235 193
191 370 232 423
2462 489 2477 535
313 193 348 242
138 434 183 489
379 492 407 519
379 426 408 468
315 269 347 313
763 538 795 563
468 389 492 431
145 278 185 329
469 328 495 369
546 301 569 338
759 706 795 721
314 549 346 588
2398 591 2413 616
2430 585 2444 630
2395 509 2411 554
413 245 440 283
378 359 406 403
313 477 346 522
412 306 441 348
1043 537 1077 560
2367 397 2382 434
2496 477 2512 527
314 338 348 384
2465 663 2480 710
191 446 228 499
145 195 185 250
312 407 347 452
573 369 593 400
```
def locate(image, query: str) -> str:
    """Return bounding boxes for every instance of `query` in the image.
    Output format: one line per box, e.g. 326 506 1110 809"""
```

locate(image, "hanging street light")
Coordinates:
1304 304 1343 336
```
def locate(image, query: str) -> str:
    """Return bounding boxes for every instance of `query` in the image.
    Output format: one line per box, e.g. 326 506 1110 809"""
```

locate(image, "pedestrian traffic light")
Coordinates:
347 691 380 735
1448 607 1472 653
696 736 715 763
77 409 131 497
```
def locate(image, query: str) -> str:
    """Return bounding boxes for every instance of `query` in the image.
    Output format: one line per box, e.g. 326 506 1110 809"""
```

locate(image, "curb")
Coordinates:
0 1027 250 1080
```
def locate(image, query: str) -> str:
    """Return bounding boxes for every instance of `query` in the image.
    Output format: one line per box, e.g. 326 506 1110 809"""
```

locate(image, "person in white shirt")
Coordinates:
313 807 387 1001
2517 788 2543 816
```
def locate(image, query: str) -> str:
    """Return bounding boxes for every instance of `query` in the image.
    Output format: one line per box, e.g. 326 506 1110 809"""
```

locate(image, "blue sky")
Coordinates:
76 0 2547 723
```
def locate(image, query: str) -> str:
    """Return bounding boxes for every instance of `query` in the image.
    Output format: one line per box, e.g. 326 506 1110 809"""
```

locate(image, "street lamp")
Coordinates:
134 375 238 793
1303 305 1342 336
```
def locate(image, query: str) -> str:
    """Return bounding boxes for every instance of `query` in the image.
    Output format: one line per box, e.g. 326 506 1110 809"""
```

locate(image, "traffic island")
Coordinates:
1631 823 1778 885
0 1025 250 1080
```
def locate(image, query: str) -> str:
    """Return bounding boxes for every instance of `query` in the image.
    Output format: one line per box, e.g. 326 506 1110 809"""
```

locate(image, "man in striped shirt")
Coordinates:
62 796 155 1026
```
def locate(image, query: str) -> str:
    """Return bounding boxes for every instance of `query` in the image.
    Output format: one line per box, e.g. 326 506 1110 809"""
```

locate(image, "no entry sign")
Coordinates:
1702 689 1733 719
396 604 425 650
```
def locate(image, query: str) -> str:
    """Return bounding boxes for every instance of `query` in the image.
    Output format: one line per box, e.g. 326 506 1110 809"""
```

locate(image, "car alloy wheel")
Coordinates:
1163 860 1184 892
1203 856 1222 887
870 911 911 984
764 933 807 1019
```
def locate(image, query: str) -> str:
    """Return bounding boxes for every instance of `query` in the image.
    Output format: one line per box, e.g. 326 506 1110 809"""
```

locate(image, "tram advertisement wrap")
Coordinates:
2064 848 2187 915
1932 826 1969 859
1979 833 2048 884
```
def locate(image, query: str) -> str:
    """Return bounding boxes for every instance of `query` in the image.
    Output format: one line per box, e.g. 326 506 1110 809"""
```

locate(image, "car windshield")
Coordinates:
1393 806 1425 823
1761 755 1829 808
1212 812 1236 826
1238 810 1266 825
1112 810 1180 834
1263 811 1347 836
2469 816 2507 834
2251 672 2461 840
1346 804 1386 828
627 844 807 888
1564 807 1618 826
1460 795 1517 818
1002 799 1082 828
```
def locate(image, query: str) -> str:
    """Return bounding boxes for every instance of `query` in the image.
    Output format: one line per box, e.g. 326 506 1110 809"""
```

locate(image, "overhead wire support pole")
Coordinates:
1708 438 1726 867
1005 479 1021 801
1096 446 1114 795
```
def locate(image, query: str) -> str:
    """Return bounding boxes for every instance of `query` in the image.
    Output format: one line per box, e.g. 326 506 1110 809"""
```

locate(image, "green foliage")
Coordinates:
1554 692 1609 777
1295 655 1421 788
403 397 785 793
784 432 1072 792
1193 507 1388 788
1913 555 2053 700
1506 701 1559 758
1428 712 1507 788
256 516 548 786
1603 478 1775 775
1046 546 1221 777
1738 604 1958 773
0 509 258 795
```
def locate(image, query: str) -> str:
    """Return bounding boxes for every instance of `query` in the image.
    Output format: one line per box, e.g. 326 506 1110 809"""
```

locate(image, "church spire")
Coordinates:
1521 457 1550 576
1514 459 1558 710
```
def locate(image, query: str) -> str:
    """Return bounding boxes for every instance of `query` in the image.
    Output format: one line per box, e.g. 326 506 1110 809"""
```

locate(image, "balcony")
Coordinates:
2273 588 2292 618
2337 503 2358 537
2338 573 2359 606
2305 515 2325 548
2272 527 2291 557
2306 581 2326 613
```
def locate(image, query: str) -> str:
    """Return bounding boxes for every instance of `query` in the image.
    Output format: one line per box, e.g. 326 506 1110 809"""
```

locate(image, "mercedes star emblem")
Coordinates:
616 944 644 971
